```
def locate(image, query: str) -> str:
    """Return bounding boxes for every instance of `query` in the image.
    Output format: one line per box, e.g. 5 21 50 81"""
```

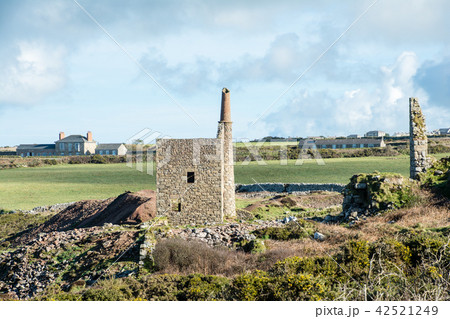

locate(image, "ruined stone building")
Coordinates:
156 88 236 225
409 97 431 179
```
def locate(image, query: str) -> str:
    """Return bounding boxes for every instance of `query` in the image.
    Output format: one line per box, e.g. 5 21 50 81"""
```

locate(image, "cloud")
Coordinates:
0 42 67 105
139 48 217 95
260 51 425 137
414 57 450 109
138 32 329 95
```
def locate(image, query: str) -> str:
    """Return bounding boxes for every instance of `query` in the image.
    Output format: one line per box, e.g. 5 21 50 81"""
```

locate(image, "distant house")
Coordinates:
54 131 96 156
365 130 386 138
438 128 450 135
347 134 361 139
17 131 127 157
95 143 127 156
299 138 386 150
392 132 408 137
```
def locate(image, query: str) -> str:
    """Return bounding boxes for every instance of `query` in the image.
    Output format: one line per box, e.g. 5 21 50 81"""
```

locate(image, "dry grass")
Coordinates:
152 238 319 276
260 190 449 259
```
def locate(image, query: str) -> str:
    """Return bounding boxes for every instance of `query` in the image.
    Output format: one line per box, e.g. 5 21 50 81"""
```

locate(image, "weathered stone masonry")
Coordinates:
409 97 431 179
156 88 236 225
217 88 236 218
156 139 224 225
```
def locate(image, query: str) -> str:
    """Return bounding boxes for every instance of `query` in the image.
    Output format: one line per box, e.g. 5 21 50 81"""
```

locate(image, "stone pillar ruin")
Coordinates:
217 88 236 217
409 97 430 179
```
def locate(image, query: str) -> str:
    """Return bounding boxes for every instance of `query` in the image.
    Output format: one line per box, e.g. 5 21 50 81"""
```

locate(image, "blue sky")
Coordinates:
0 0 449 146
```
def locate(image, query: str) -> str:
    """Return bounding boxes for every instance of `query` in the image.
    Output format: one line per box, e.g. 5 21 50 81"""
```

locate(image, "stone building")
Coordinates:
95 143 128 156
298 138 385 149
156 88 236 225
55 131 97 156
16 144 56 157
364 130 386 138
409 97 431 179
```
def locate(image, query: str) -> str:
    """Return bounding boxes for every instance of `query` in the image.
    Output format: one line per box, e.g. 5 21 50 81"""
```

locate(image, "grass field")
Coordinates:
1 153 449 210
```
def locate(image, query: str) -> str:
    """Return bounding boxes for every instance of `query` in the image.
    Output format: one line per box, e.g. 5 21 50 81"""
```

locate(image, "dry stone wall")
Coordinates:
235 183 345 193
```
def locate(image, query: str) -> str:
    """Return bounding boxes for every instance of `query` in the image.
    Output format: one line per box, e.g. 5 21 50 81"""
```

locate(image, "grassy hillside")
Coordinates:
1 154 449 210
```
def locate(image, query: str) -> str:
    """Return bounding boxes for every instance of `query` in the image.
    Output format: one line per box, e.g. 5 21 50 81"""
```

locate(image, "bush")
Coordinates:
43 159 58 165
90 154 107 164
153 239 247 275
338 240 371 277
177 274 229 301
237 239 266 254
231 270 271 301
253 221 314 241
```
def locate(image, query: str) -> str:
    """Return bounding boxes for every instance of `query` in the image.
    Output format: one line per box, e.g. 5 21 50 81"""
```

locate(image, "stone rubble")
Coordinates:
0 226 138 300
162 220 282 248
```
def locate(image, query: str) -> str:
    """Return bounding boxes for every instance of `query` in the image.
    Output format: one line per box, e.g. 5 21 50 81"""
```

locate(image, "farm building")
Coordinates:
298 138 386 149
16 144 56 157
95 143 127 156
364 130 386 138
438 128 450 135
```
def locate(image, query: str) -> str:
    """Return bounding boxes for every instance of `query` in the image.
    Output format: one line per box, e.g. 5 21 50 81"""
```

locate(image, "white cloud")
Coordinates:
0 42 67 105
260 51 426 137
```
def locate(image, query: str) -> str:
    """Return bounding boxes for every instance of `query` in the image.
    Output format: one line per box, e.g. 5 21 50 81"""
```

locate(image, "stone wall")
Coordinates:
235 183 345 193
156 138 224 225
334 172 413 223
409 97 431 179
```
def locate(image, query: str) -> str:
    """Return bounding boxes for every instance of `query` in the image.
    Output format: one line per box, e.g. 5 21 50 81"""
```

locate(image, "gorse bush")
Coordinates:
253 220 315 241
35 230 450 301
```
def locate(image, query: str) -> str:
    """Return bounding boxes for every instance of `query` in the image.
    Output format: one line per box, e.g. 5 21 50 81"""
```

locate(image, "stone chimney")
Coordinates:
59 132 65 140
217 87 236 218
220 88 231 122
87 131 93 142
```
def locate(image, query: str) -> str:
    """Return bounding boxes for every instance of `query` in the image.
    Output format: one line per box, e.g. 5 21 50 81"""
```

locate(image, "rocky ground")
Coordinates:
0 190 342 300
164 221 283 248
2 169 447 301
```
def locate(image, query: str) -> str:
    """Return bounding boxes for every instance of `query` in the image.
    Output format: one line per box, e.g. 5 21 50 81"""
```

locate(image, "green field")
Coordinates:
1 154 449 210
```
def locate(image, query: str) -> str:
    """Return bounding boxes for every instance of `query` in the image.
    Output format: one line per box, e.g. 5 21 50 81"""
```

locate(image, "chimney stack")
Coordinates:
220 88 231 122
217 87 236 218
59 132 65 140
87 131 93 142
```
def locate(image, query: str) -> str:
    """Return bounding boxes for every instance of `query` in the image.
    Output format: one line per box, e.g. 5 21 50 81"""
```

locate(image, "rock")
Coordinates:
314 232 326 241
197 232 207 238
354 183 367 190
434 170 444 176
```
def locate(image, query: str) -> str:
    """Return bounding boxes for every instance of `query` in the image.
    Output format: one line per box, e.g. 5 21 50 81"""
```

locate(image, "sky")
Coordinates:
0 0 450 146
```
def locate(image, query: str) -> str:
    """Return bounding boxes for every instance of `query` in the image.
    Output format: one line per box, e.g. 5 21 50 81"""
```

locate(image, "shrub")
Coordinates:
253 220 314 241
338 240 371 277
90 154 107 164
231 270 271 301
270 274 326 301
237 239 266 254
270 256 339 278
130 274 180 301
43 159 58 165
153 239 248 275
177 274 229 301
